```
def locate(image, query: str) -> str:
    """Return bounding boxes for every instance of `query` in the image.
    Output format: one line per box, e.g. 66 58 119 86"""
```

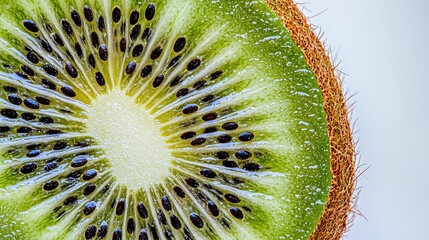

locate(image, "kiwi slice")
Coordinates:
0 0 354 239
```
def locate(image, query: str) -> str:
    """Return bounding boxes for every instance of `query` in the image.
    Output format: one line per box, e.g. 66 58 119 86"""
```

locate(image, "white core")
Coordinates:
85 89 172 190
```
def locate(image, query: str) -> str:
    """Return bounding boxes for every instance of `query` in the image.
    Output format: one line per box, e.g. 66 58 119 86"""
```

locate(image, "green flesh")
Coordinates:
0 0 331 239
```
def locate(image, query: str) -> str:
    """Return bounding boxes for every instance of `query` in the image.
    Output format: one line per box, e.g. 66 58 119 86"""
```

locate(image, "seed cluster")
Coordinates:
0 1 270 239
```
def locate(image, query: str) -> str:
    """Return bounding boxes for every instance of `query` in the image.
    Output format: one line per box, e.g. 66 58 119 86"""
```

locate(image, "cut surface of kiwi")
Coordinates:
0 0 332 239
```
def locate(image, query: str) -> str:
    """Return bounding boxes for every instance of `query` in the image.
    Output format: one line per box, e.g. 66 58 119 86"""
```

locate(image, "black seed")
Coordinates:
24 98 40 109
44 162 58 171
83 184 96 196
61 86 77 97
127 218 135 233
53 141 67 150
74 43 83 58
26 51 39 64
21 112 36 120
209 70 223 80
222 160 238 168
221 217 231 229
64 196 78 206
157 209 167 225
139 229 149 240
145 4 156 20
200 169 217 178
202 95 214 102
0 126 10 133
243 162 261 171
1 109 18 119
182 104 198 114
39 117 54 124
88 54 96 69
161 196 172 211
139 65 152 78
168 55 181 68
176 88 189 98
71 10 82 27
61 20 73 35
112 229 122 240
187 59 201 71
92 73 105 88
97 222 108 238
112 7 122 23
132 44 143 57
185 178 199 188
26 149 40 157
222 122 239 130
85 225 97 239
99 44 108 61
20 163 37 174
191 138 206 146
180 131 196 140
43 64 58 76
238 132 255 142
82 169 97 181
51 34 64 47
230 207 244 219
190 213 204 228
235 150 252 160
42 79 56 90
207 201 219 217
204 126 218 133
36 96 50 105
169 75 182 87
40 40 53 53
184 232 193 240
15 72 28 79
150 46 162 60
173 186 185 198
8 94 22 105
170 214 181 230
137 202 148 219
43 180 59 191
119 38 127 52
193 80 206 90
17 127 32 133
98 16 105 31
23 20 38 32
130 10 140 25
149 225 159 240
202 113 217 121
142 28 151 40
130 24 141 40
21 65 34 76
84 6 94 22
174 37 186 52
126 62 136 75
115 198 125 216
152 74 164 88
65 62 78 78
217 135 232 143
46 130 63 135
83 201 96 215
91 32 99 48
3 86 17 92
225 194 241 203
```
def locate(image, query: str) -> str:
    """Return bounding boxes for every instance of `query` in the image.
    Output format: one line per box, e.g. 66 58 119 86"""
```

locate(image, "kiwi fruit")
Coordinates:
0 0 355 239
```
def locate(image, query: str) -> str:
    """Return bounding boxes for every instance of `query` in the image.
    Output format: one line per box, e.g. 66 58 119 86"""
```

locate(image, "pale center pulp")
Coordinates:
86 89 172 190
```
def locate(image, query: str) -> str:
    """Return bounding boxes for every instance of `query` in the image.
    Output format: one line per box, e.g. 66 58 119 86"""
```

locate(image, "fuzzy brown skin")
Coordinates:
265 1 356 239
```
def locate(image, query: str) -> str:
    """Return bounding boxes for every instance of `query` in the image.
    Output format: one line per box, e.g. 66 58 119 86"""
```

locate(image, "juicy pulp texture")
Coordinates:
0 0 331 239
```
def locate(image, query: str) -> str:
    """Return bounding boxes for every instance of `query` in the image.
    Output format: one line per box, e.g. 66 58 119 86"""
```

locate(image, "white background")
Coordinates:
297 0 429 239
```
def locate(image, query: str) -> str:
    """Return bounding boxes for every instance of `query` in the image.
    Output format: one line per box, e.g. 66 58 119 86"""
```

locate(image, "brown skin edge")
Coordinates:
265 1 357 239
